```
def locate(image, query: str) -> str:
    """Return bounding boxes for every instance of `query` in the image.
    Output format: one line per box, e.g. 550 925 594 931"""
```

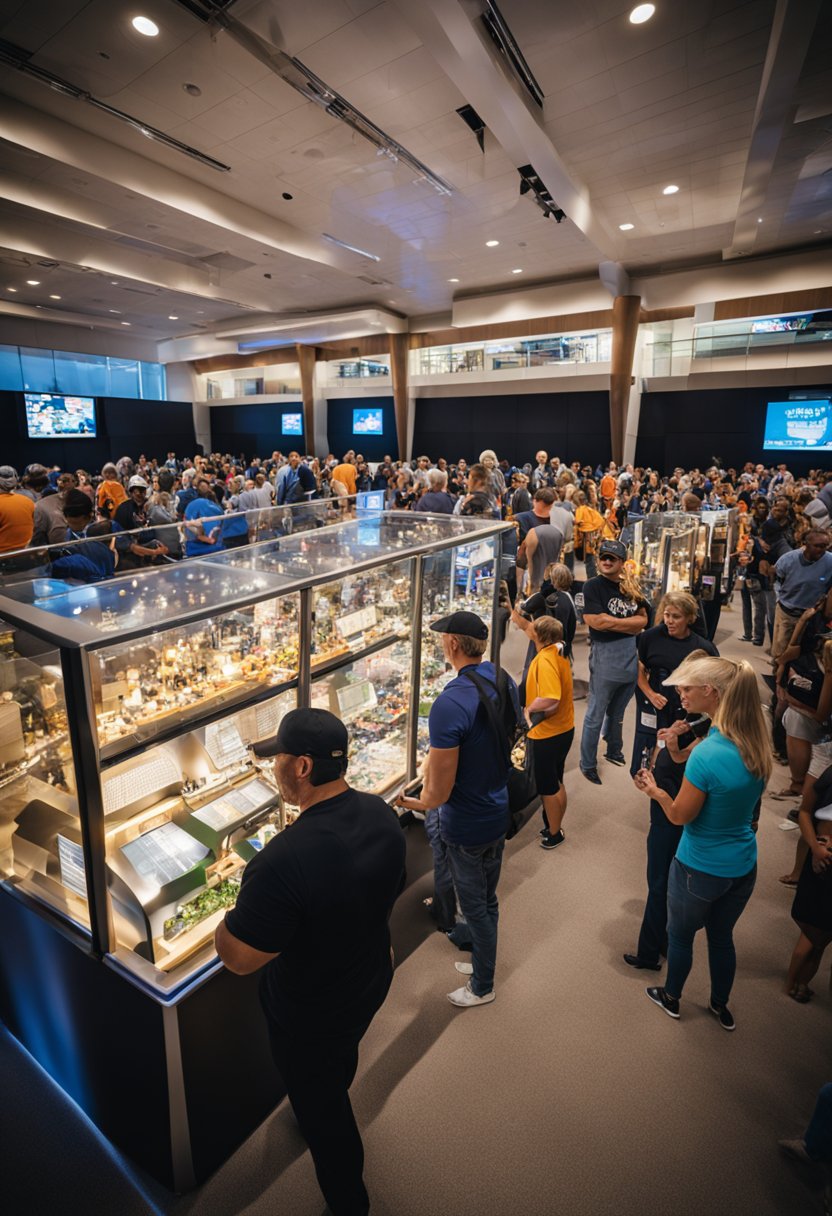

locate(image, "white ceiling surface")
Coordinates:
0 0 828 351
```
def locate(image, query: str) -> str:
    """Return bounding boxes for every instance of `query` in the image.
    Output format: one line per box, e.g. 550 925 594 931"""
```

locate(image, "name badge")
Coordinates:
641 711 658 729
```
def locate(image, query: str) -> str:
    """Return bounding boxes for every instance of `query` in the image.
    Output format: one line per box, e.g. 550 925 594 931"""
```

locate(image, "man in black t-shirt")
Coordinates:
216 709 406 1216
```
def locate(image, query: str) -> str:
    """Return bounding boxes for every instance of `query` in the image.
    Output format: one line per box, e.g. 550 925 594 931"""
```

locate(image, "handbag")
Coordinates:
461 667 537 838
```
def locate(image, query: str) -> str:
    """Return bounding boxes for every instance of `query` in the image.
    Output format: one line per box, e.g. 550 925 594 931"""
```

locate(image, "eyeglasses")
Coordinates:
598 555 620 562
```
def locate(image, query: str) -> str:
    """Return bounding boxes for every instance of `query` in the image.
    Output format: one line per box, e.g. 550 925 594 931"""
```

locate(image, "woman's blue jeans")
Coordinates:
665 857 756 1006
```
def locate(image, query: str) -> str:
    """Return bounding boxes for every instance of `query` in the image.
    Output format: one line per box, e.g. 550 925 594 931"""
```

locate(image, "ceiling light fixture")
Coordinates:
511 268 523 274
662 184 679 195
26 279 40 285
183 82 202 97
322 233 380 261
485 239 500 247
518 164 566 222
757 217 763 223
448 278 460 283
168 315 178 320
629 4 656 23
619 223 635 231
480 1 545 108
49 294 61 300
6 286 17 292
131 16 159 37
120 321 131 326
109 309 121 314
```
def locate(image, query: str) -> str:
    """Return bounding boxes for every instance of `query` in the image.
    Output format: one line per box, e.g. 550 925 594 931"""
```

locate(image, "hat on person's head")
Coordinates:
429 610 489 640
0 465 19 491
252 707 349 761
598 539 628 560
127 475 149 490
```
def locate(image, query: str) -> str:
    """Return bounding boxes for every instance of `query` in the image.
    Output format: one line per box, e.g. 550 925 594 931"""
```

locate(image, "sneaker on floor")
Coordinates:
778 1138 816 1167
623 953 662 971
645 986 680 1019
540 829 565 850
752 639 764 646
447 982 495 1007
738 635 752 642
605 753 626 766
708 1000 735 1031
454 960 474 975
581 768 602 785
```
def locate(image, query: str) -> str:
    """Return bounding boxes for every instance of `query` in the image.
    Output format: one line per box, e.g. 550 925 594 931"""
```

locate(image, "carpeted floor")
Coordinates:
3 599 830 1215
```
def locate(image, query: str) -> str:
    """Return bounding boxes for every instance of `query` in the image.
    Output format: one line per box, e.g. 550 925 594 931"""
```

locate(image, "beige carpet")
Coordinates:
174 600 831 1216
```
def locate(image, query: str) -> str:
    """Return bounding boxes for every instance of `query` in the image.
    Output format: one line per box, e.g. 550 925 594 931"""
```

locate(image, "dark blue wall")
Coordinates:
327 397 397 461
412 391 611 467
636 384 832 473
0 391 195 472
210 401 305 459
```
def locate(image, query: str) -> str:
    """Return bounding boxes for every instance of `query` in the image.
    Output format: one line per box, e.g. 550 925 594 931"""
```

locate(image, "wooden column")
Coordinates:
296 344 317 450
609 295 641 464
389 333 409 462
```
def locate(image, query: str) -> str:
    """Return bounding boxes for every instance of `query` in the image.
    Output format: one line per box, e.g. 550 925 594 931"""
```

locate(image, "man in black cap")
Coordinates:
215 708 406 1216
579 538 648 783
397 611 520 1009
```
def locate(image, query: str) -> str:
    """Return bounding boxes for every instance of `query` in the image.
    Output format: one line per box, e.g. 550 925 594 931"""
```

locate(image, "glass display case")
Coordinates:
698 508 740 599
0 512 508 996
630 513 698 604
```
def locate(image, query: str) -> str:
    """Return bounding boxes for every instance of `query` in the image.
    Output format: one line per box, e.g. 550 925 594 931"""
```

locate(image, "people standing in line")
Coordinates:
579 539 648 784
738 497 775 645
396 611 520 1008
771 528 832 662
631 591 718 776
523 517 564 595
510 613 574 850
633 655 771 1030
216 708 406 1216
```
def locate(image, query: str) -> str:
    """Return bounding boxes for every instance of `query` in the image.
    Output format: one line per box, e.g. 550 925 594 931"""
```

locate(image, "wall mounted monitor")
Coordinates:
763 399 832 451
282 412 302 436
353 407 383 435
24 392 97 438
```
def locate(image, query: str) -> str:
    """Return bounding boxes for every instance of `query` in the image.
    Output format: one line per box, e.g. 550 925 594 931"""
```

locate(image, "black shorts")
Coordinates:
530 728 575 796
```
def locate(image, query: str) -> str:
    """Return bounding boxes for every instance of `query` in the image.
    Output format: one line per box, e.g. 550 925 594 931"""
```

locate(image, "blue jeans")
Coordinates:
805 1082 832 1163
635 802 683 964
424 811 458 933
580 645 637 772
443 834 505 996
665 858 757 1006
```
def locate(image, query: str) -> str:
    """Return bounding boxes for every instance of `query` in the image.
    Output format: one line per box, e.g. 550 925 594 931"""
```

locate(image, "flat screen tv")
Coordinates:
353 407 383 435
24 392 97 438
763 399 832 451
282 412 302 436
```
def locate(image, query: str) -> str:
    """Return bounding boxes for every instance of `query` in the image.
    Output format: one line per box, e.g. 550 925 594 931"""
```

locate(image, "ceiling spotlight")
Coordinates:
448 277 460 283
757 217 763 224
49 294 61 300
511 268 523 274
619 223 635 231
485 239 500 247
26 279 40 285
168 315 178 320
120 321 131 326
109 309 121 314
662 184 679 195
132 16 159 37
183 83 202 97
6 286 17 292
629 4 656 23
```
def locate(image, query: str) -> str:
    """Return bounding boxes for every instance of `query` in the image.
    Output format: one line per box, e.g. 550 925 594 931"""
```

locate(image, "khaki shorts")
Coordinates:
808 737 832 779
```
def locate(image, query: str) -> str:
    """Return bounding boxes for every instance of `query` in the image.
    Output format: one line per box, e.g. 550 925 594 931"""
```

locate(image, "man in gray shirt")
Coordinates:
772 529 832 659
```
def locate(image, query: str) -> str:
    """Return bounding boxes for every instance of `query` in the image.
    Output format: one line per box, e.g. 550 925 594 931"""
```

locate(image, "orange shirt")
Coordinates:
526 645 574 739
97 479 127 513
600 473 616 502
332 463 357 495
0 491 35 553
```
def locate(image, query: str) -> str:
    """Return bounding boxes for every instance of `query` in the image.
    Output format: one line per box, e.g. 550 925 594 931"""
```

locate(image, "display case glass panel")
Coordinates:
311 640 410 797
664 528 696 593
103 688 296 982
311 558 412 667
0 632 90 930
418 537 497 752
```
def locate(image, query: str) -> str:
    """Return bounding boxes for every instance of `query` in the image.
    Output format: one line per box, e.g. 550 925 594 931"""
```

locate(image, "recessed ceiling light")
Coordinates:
448 277 460 283
131 16 159 37
619 223 635 231
111 280 118 286
629 4 655 23
662 184 679 195
485 239 500 247
26 279 40 286
511 268 523 274
120 321 131 326
168 315 178 320
49 294 61 300
183 82 202 97
757 217 763 224
109 309 121 314
6 287 17 292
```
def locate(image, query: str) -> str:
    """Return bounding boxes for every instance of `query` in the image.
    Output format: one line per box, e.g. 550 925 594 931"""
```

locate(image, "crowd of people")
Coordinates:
1 441 831 1210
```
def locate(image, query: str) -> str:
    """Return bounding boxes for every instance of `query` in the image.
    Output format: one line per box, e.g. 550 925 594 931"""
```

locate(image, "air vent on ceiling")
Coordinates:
199 253 256 272
456 105 485 152
357 273 392 287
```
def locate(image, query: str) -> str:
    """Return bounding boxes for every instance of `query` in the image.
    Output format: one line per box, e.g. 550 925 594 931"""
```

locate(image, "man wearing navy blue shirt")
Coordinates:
397 611 520 1008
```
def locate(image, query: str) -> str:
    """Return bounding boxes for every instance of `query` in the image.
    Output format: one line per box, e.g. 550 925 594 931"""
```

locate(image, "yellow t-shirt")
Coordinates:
332 463 357 495
526 644 574 739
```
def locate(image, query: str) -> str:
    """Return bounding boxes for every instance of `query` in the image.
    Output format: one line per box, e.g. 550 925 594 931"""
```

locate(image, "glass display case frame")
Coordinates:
630 512 698 604
0 512 509 995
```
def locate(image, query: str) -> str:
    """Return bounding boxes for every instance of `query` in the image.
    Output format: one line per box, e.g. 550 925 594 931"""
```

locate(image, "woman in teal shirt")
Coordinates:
634 655 771 1030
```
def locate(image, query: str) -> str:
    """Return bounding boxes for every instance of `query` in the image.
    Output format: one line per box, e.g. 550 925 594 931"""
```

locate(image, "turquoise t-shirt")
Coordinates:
677 727 764 877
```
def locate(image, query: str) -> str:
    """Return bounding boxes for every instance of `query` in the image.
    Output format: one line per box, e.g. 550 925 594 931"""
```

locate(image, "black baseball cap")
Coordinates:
598 539 628 560
430 610 489 640
252 707 348 761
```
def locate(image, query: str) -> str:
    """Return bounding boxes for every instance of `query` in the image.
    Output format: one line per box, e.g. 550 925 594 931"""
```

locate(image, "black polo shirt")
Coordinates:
225 787 406 1038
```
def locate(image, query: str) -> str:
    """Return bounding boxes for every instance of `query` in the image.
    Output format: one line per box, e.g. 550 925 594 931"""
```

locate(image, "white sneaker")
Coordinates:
447 982 495 1007
455 961 474 975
